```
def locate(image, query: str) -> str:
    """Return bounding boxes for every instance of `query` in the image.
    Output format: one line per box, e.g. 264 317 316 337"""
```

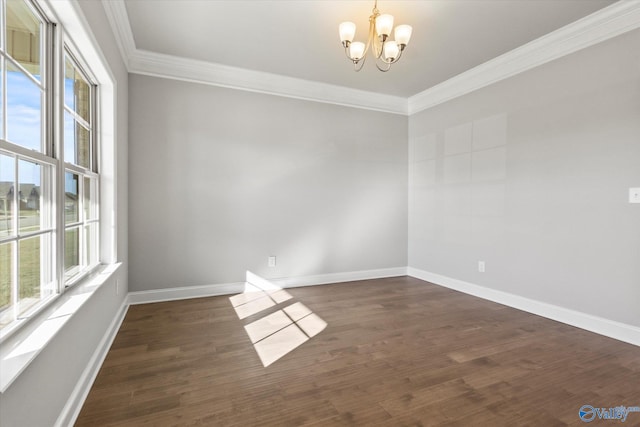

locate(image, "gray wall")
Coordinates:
129 76 408 291
409 28 640 327
0 1 129 426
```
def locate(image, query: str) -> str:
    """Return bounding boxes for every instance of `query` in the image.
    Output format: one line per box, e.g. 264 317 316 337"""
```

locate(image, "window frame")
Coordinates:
61 47 99 286
0 148 58 328
2 0 49 154
0 0 101 335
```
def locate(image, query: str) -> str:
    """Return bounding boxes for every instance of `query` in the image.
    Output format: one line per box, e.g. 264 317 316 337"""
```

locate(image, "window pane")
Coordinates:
64 58 75 111
85 223 98 267
0 242 13 323
0 60 4 139
7 63 42 151
18 159 41 233
17 234 49 315
77 123 90 169
19 235 39 300
84 176 90 220
64 227 79 278
64 56 90 123
6 0 42 80
63 110 75 164
77 79 90 124
0 154 15 237
65 171 78 223
64 111 90 168
83 177 98 221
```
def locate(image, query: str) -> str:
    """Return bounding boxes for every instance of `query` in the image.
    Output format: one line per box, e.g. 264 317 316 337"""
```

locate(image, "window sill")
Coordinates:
0 262 121 393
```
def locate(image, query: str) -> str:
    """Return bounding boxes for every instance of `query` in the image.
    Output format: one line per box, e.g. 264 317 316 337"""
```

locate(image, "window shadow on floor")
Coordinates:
229 271 327 367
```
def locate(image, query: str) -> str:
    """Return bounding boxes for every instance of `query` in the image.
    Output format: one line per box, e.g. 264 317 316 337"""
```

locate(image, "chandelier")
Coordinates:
339 0 412 72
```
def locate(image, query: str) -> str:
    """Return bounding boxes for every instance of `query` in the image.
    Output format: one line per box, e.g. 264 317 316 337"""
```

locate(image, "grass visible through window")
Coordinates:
0 215 42 311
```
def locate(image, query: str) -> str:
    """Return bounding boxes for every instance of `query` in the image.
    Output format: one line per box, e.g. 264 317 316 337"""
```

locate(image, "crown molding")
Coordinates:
408 0 640 115
102 0 640 116
100 0 406 114
128 49 408 115
101 0 136 70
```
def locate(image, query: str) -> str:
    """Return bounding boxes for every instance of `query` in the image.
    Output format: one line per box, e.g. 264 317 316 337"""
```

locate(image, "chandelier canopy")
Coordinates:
339 0 412 72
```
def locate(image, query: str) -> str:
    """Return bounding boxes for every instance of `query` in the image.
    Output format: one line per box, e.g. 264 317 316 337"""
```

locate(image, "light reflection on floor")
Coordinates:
229 271 327 367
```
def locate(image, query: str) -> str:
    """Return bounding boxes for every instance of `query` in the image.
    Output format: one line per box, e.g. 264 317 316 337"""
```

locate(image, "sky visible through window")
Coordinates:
0 71 74 186
6 70 41 151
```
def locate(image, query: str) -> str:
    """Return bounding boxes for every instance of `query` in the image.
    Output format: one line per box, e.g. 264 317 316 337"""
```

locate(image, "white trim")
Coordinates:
407 267 640 348
101 0 135 69
408 0 640 114
100 0 405 115
41 0 119 265
270 267 408 289
55 296 129 427
128 267 408 305
128 49 408 115
128 282 246 305
0 264 122 392
102 0 640 115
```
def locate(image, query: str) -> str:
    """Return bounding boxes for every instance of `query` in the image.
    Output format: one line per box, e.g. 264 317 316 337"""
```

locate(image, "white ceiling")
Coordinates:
122 0 615 98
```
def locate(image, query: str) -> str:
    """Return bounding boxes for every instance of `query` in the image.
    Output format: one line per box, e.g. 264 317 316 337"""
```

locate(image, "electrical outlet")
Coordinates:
268 256 276 267
630 188 640 204
478 261 485 273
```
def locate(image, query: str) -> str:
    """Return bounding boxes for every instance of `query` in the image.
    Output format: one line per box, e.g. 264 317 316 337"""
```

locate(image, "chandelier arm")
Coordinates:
354 55 367 72
386 47 404 65
374 38 383 60
364 15 376 60
375 59 392 72
377 45 405 68
343 45 354 60
393 47 405 63
362 39 372 60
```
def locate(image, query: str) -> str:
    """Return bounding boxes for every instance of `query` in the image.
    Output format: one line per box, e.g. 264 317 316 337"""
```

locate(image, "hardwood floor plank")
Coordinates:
76 277 640 426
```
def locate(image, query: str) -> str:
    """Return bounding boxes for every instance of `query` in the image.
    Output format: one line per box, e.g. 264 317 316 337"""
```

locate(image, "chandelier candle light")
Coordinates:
339 0 412 72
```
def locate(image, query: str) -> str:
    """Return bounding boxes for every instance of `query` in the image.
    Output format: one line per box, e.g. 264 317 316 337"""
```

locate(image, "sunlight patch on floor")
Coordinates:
228 283 265 307
283 302 312 321
229 271 327 367
244 310 292 344
253 323 309 367
232 295 276 320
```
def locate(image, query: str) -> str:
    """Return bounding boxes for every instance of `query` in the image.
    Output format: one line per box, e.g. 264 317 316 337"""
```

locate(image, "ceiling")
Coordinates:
121 0 615 98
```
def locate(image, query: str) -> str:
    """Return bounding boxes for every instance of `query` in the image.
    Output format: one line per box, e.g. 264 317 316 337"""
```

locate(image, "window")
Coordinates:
0 0 100 331
63 53 99 283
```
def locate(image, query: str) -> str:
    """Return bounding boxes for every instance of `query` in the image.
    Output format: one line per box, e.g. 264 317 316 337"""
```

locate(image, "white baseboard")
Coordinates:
55 296 129 427
407 267 640 347
128 282 246 305
271 267 408 289
128 267 408 305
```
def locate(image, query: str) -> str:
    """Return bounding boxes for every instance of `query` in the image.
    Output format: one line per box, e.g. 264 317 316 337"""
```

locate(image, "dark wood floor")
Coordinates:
76 276 640 426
